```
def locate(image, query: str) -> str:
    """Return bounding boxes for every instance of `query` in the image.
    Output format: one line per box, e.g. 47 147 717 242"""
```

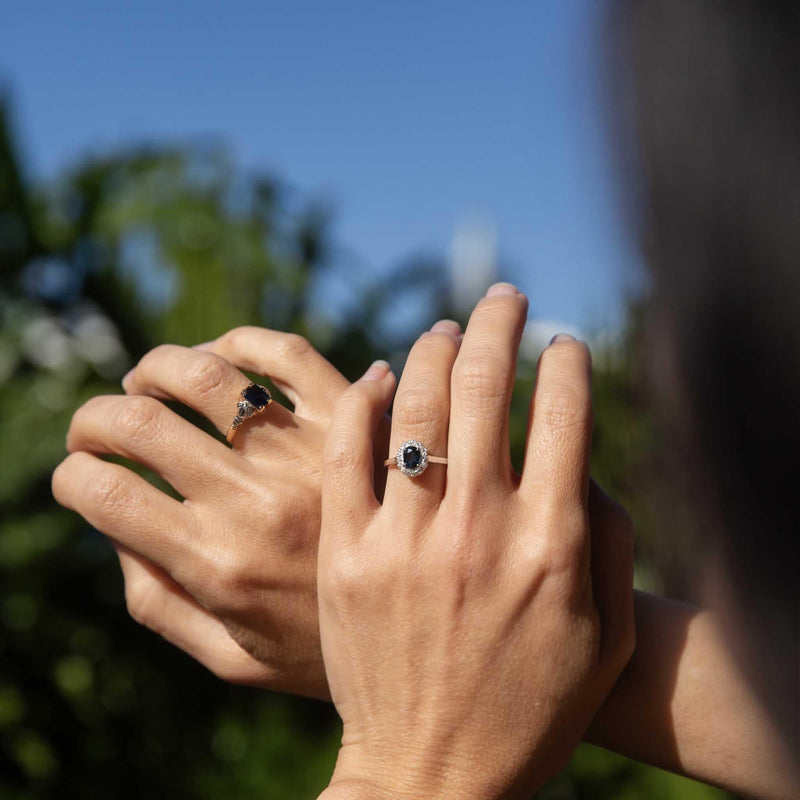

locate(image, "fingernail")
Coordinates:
121 368 135 390
193 341 214 350
486 282 518 297
361 360 391 381
430 319 461 335
549 333 576 345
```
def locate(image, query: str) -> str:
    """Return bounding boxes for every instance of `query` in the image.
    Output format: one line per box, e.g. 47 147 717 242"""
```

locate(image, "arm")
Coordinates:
56 323 797 796
316 292 635 799
587 590 800 800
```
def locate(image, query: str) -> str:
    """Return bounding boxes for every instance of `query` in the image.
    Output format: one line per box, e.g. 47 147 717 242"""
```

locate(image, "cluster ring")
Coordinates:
384 439 448 478
226 383 273 444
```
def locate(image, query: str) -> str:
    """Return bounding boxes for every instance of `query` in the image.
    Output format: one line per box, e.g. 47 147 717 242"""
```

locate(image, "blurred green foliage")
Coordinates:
0 97 729 799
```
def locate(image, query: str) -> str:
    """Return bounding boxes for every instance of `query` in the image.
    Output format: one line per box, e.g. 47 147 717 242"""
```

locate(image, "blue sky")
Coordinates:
3 0 638 330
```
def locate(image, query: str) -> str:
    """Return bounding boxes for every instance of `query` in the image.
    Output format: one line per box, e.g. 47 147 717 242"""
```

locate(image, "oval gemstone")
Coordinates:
243 384 271 409
402 444 423 470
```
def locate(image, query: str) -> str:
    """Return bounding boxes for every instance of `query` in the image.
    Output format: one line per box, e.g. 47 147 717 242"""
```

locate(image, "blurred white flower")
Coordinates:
21 316 76 372
72 312 126 373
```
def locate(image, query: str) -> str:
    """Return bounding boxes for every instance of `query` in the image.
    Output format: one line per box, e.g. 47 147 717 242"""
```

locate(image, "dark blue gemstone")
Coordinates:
402 444 423 470
243 384 271 409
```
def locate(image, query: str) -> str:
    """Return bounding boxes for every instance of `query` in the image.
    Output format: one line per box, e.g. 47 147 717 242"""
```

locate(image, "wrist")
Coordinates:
318 778 396 800
324 748 528 800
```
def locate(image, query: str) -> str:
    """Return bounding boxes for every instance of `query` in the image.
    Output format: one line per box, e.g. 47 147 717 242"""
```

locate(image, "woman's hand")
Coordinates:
52 327 385 699
318 286 635 800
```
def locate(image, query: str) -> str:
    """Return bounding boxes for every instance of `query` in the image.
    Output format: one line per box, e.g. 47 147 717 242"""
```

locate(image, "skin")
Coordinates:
316 285 634 798
586 593 800 800
52 288 798 797
53 328 376 697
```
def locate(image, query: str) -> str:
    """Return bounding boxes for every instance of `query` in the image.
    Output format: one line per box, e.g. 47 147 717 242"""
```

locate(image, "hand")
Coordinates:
52 327 386 698
317 286 635 799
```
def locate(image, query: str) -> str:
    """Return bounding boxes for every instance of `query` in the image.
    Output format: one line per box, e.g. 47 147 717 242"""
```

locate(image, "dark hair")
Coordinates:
614 0 800 743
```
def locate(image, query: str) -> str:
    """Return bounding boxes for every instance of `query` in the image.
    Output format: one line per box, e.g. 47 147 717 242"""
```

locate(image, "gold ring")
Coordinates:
384 440 447 478
226 383 273 444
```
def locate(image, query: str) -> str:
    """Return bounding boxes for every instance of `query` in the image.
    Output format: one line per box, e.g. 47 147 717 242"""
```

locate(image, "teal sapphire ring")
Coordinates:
226 383 273 444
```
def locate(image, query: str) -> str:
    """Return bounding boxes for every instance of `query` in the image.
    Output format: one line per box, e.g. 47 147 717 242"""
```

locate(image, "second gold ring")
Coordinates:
226 383 273 444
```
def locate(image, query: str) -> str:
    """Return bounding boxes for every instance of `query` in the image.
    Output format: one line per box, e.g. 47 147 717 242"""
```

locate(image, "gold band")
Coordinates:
383 455 448 467
385 440 447 478
226 383 273 444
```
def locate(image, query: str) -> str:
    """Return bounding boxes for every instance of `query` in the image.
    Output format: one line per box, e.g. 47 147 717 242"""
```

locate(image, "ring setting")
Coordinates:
227 383 272 444
384 439 447 478
396 440 429 477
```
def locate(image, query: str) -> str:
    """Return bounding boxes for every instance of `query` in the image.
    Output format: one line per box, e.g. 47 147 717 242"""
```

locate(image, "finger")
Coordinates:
587 481 635 665
66 394 240 500
384 323 460 516
115 545 276 687
448 284 528 491
52 451 191 570
322 361 396 540
122 344 294 443
519 334 593 510
200 328 349 420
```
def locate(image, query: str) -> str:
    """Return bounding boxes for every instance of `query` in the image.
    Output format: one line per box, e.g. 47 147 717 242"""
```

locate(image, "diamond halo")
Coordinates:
395 440 429 478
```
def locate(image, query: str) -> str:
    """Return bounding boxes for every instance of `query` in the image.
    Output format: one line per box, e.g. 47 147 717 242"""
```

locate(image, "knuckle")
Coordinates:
219 325 259 349
324 436 360 475
87 470 132 515
538 507 589 574
113 397 163 442
535 387 591 434
393 388 447 432
325 551 367 603
184 544 249 606
541 538 585 578
208 552 246 598
274 332 313 362
124 577 158 629
454 355 507 404
184 354 231 396
274 493 316 555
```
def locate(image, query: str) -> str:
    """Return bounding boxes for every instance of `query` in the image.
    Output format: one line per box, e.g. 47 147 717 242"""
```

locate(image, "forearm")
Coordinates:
586 591 799 799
